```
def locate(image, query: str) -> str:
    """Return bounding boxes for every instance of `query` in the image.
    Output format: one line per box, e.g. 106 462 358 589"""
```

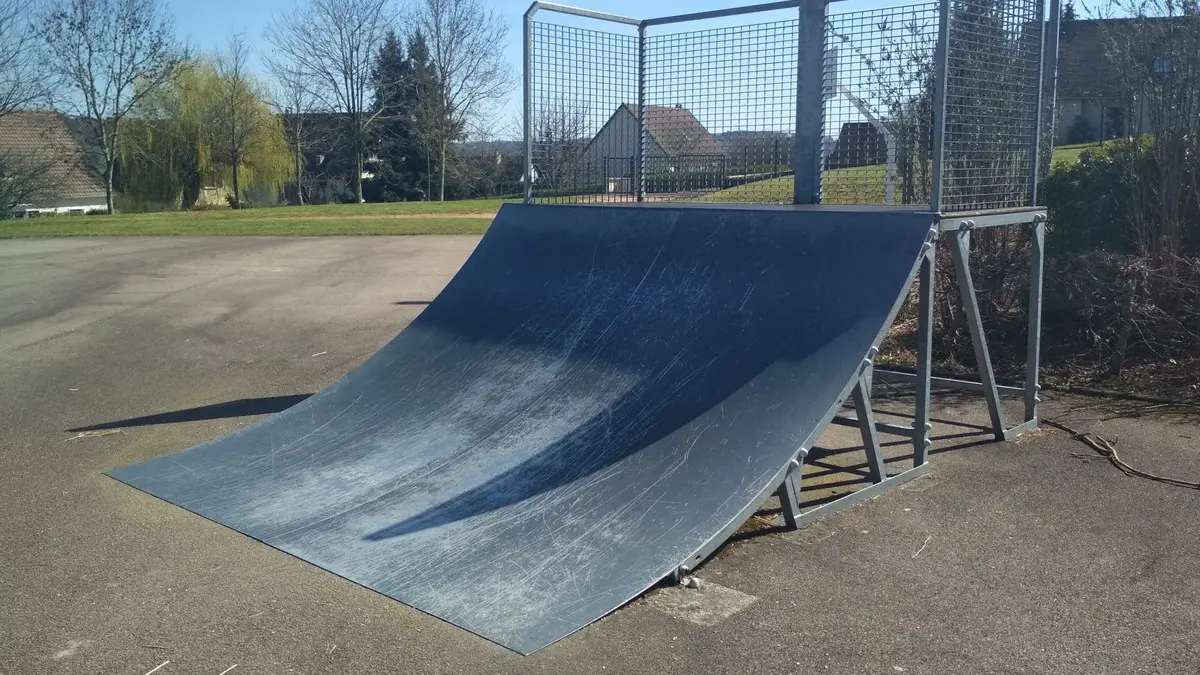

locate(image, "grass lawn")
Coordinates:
1 144 1106 238
701 145 1092 204
1049 142 1104 166
0 199 511 238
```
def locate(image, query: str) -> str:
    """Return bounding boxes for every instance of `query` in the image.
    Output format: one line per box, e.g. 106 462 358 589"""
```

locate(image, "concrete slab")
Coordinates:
2 237 1198 674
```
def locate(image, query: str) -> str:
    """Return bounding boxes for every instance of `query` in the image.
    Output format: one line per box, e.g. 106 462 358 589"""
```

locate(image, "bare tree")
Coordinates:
0 0 54 217
41 0 183 213
265 0 393 204
532 104 589 192
409 0 514 201
263 50 329 206
214 33 269 208
0 0 51 117
1097 0 1200 262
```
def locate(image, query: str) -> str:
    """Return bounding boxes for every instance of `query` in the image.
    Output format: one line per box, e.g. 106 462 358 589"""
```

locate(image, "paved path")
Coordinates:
2 237 1198 674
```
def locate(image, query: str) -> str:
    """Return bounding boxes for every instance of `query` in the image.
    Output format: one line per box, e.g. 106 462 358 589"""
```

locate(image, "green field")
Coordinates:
701 145 1094 203
0 199 510 238
1 145 1103 238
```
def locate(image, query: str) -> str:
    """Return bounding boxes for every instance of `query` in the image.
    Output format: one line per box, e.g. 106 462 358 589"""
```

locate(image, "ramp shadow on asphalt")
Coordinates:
727 417 997 545
68 394 313 432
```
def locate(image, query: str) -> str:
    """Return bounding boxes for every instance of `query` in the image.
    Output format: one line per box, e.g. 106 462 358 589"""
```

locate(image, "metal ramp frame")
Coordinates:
764 208 1046 552
668 207 1047 580
522 0 1056 582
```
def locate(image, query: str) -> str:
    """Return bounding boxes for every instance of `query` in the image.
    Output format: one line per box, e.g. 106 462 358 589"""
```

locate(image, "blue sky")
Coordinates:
167 0 967 138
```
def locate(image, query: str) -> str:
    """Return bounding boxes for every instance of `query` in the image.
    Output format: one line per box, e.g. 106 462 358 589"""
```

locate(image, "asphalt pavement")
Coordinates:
1 237 1197 674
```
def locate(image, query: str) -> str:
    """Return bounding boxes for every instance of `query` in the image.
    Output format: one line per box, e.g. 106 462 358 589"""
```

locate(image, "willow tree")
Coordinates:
121 60 292 209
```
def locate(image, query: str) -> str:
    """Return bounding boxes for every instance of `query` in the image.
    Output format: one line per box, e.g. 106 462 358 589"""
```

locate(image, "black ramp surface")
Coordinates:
110 204 934 654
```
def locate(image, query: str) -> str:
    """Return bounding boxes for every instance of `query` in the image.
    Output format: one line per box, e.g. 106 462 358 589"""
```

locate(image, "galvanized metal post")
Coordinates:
523 4 537 204
851 377 887 484
1033 0 1061 204
775 451 806 529
793 0 825 204
930 0 951 211
950 226 1006 439
1025 217 1045 422
913 245 935 466
637 23 647 202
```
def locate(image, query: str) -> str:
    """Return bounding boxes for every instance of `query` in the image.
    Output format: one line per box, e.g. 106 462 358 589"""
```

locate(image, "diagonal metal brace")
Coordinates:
851 374 888 484
948 224 1006 439
775 450 807 530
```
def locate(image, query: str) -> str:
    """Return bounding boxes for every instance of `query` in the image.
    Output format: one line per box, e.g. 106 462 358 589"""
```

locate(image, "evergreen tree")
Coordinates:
405 30 452 201
1062 0 1077 21
366 31 417 201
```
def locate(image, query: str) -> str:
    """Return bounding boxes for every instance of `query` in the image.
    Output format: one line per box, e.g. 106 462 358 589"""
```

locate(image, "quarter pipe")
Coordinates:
110 203 935 653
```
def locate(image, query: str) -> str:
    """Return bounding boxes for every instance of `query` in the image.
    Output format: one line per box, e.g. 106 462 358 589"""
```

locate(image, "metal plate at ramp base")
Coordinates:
110 204 933 653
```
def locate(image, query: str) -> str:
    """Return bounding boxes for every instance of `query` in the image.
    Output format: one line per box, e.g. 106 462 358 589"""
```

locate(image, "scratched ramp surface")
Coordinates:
110 203 932 654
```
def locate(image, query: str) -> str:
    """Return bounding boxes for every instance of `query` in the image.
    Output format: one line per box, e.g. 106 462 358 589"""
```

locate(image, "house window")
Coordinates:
1104 107 1126 139
1153 57 1173 75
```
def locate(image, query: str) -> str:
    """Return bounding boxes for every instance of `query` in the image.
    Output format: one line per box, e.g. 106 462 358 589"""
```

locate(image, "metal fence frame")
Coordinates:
523 0 1061 543
524 0 1059 213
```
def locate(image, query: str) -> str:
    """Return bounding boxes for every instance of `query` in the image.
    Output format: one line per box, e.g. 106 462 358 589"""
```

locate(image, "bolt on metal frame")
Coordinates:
523 0 1060 561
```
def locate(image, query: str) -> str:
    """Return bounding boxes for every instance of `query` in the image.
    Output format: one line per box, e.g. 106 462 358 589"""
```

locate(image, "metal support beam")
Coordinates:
873 370 1026 398
636 25 647 202
937 209 1046 231
526 1 642 25
949 228 1006 439
790 463 932 530
643 0 800 26
930 0 951 211
913 246 934 466
775 455 805 529
793 0 825 204
523 7 535 204
851 376 887 484
1025 217 1045 422
1039 0 1062 195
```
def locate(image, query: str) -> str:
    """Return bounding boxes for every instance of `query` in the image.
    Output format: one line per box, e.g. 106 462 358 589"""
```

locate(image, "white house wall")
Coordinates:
582 107 666 192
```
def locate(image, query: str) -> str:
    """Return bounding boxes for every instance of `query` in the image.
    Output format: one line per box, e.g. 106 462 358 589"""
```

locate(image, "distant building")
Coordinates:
1054 18 1171 143
825 122 888 170
0 110 107 217
581 104 725 193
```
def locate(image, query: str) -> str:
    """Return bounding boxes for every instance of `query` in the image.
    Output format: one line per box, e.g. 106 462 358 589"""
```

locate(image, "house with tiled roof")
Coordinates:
581 104 726 193
0 110 107 217
1053 18 1182 144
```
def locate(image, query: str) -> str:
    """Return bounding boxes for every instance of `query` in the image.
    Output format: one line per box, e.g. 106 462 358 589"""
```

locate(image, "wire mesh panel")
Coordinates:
530 21 637 203
644 21 798 203
824 2 940 206
939 0 1044 211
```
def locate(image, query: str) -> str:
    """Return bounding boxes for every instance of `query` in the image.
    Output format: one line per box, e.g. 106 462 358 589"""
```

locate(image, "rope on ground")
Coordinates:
1043 418 1200 490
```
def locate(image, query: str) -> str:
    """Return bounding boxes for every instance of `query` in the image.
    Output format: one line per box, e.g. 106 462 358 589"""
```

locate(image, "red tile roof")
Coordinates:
623 104 726 158
0 110 106 202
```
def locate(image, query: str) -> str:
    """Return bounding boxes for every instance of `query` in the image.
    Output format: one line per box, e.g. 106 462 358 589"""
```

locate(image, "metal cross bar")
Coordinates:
643 0 801 26
873 370 1026 398
526 1 642 25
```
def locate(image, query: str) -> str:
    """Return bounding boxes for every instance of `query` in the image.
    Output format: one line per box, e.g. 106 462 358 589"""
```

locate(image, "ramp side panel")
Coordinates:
110 204 933 654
